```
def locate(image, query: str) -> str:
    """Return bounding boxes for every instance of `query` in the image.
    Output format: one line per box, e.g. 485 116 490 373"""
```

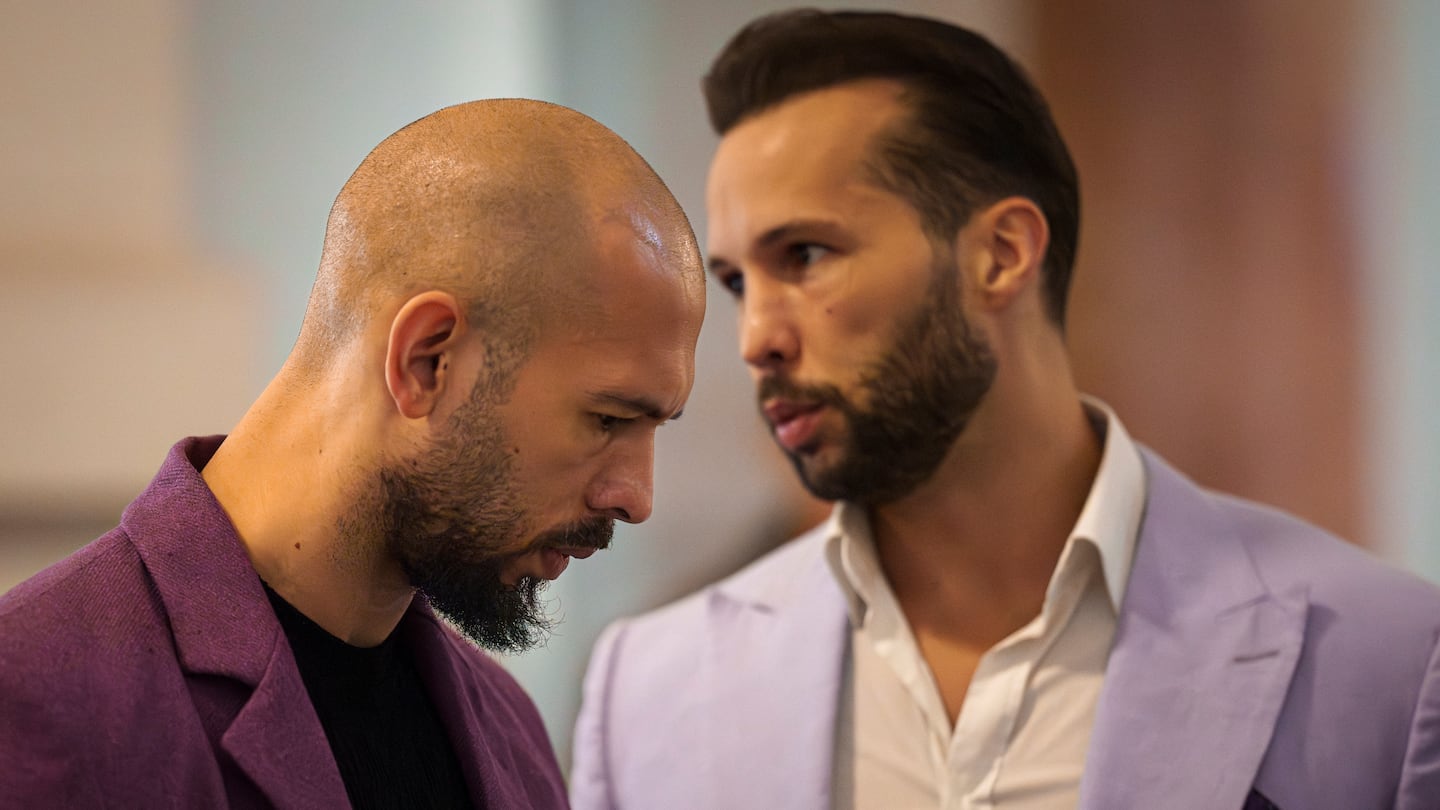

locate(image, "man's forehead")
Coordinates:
705 103 917 263
709 83 908 201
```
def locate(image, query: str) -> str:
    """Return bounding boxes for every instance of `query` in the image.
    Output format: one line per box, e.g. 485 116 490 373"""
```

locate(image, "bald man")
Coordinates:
0 100 705 809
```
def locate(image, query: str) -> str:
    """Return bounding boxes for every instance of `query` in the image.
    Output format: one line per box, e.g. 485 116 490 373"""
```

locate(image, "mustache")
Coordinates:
756 375 849 411
532 516 614 552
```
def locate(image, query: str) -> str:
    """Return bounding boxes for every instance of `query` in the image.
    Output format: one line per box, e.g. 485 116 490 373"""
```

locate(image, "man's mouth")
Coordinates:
553 546 598 560
762 399 826 452
516 515 613 584
538 546 599 580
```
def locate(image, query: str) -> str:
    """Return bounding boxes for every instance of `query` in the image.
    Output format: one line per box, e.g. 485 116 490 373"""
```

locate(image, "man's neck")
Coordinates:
868 393 1102 649
202 377 416 648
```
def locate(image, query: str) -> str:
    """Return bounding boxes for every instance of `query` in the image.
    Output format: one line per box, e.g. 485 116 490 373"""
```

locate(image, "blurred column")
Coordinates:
1034 1 1368 545
1354 0 1440 579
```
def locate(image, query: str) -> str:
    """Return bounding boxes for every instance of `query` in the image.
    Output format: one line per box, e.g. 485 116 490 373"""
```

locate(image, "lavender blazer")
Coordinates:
571 450 1440 809
0 437 567 809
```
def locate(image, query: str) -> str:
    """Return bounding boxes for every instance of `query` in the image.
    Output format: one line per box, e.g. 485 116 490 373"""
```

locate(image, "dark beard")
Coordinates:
379 455 553 654
760 250 996 505
368 372 611 654
375 397 553 652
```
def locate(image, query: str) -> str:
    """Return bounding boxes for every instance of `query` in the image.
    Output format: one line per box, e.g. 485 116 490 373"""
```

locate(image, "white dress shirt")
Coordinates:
826 400 1147 810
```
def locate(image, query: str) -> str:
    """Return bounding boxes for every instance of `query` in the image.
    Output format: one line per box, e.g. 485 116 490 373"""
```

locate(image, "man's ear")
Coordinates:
969 196 1049 312
385 291 464 420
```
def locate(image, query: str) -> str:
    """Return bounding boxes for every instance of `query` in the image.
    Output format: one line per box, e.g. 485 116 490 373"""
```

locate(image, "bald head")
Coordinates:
295 99 701 374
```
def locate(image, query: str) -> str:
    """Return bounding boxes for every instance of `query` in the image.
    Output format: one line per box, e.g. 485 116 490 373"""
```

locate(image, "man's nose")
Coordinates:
588 438 655 524
738 280 799 372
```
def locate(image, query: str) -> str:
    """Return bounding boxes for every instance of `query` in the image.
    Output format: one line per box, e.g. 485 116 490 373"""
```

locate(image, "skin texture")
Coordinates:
706 80 1099 721
202 99 704 649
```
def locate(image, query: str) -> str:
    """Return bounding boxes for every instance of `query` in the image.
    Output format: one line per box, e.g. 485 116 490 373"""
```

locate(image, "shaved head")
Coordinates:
295 99 699 376
191 98 703 656
258 99 704 651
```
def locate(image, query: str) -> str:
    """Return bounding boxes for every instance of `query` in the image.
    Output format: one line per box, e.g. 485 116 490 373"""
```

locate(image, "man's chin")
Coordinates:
789 448 851 501
406 555 555 654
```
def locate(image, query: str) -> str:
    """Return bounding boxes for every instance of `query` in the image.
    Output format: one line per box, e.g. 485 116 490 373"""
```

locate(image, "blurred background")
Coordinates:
3 0 1437 768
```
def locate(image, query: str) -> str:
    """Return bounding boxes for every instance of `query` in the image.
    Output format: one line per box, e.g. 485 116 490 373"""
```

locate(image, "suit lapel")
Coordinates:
1080 450 1307 810
705 530 850 810
217 637 350 808
402 606 532 809
126 438 349 808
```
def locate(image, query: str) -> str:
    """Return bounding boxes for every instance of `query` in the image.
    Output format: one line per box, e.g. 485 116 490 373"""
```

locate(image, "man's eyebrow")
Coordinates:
756 219 844 249
707 218 847 272
706 256 735 275
595 392 684 422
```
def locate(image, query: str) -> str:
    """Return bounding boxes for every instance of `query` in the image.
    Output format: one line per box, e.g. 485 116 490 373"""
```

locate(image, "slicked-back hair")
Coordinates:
703 9 1080 327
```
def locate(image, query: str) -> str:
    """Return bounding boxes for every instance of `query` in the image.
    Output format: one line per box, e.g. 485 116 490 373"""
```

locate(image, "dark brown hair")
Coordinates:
704 9 1080 327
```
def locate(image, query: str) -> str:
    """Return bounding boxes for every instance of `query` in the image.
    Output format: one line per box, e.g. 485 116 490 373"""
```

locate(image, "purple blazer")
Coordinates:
0 437 567 809
571 449 1440 810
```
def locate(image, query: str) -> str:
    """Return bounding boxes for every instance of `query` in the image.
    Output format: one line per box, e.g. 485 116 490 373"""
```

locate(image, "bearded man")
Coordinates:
0 99 704 809
570 10 1440 810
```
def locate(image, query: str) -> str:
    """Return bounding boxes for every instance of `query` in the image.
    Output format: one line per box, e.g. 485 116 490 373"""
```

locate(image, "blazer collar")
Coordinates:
401 604 568 808
123 437 349 808
709 450 1307 810
1080 448 1308 810
707 526 850 809
123 436 279 683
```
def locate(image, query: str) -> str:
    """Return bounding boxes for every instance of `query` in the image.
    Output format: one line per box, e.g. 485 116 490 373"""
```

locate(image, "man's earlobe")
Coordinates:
385 292 463 419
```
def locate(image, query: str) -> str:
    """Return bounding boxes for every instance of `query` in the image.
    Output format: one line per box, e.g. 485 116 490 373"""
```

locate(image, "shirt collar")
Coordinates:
1073 396 1146 613
823 397 1148 625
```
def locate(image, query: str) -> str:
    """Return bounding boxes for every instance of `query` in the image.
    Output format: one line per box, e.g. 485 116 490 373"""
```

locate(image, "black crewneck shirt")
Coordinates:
264 584 477 810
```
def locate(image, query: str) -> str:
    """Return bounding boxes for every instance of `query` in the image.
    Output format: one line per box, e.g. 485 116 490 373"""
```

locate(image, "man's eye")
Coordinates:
597 414 625 432
788 243 829 266
718 272 744 298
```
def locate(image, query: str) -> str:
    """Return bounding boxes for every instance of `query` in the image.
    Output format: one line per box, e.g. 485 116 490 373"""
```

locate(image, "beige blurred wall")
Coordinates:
0 0 263 587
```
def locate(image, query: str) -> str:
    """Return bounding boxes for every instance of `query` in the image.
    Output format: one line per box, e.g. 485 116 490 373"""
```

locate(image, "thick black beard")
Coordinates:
369 373 619 653
357 358 537 653
406 513 613 653
760 251 997 506
381 461 555 655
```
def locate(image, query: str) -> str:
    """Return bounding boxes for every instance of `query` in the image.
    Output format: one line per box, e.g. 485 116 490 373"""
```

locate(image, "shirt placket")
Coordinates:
945 621 1044 809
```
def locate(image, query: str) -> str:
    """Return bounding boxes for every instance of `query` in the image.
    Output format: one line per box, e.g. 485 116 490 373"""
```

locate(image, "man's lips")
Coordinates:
538 546 599 580
553 546 598 560
762 399 825 452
